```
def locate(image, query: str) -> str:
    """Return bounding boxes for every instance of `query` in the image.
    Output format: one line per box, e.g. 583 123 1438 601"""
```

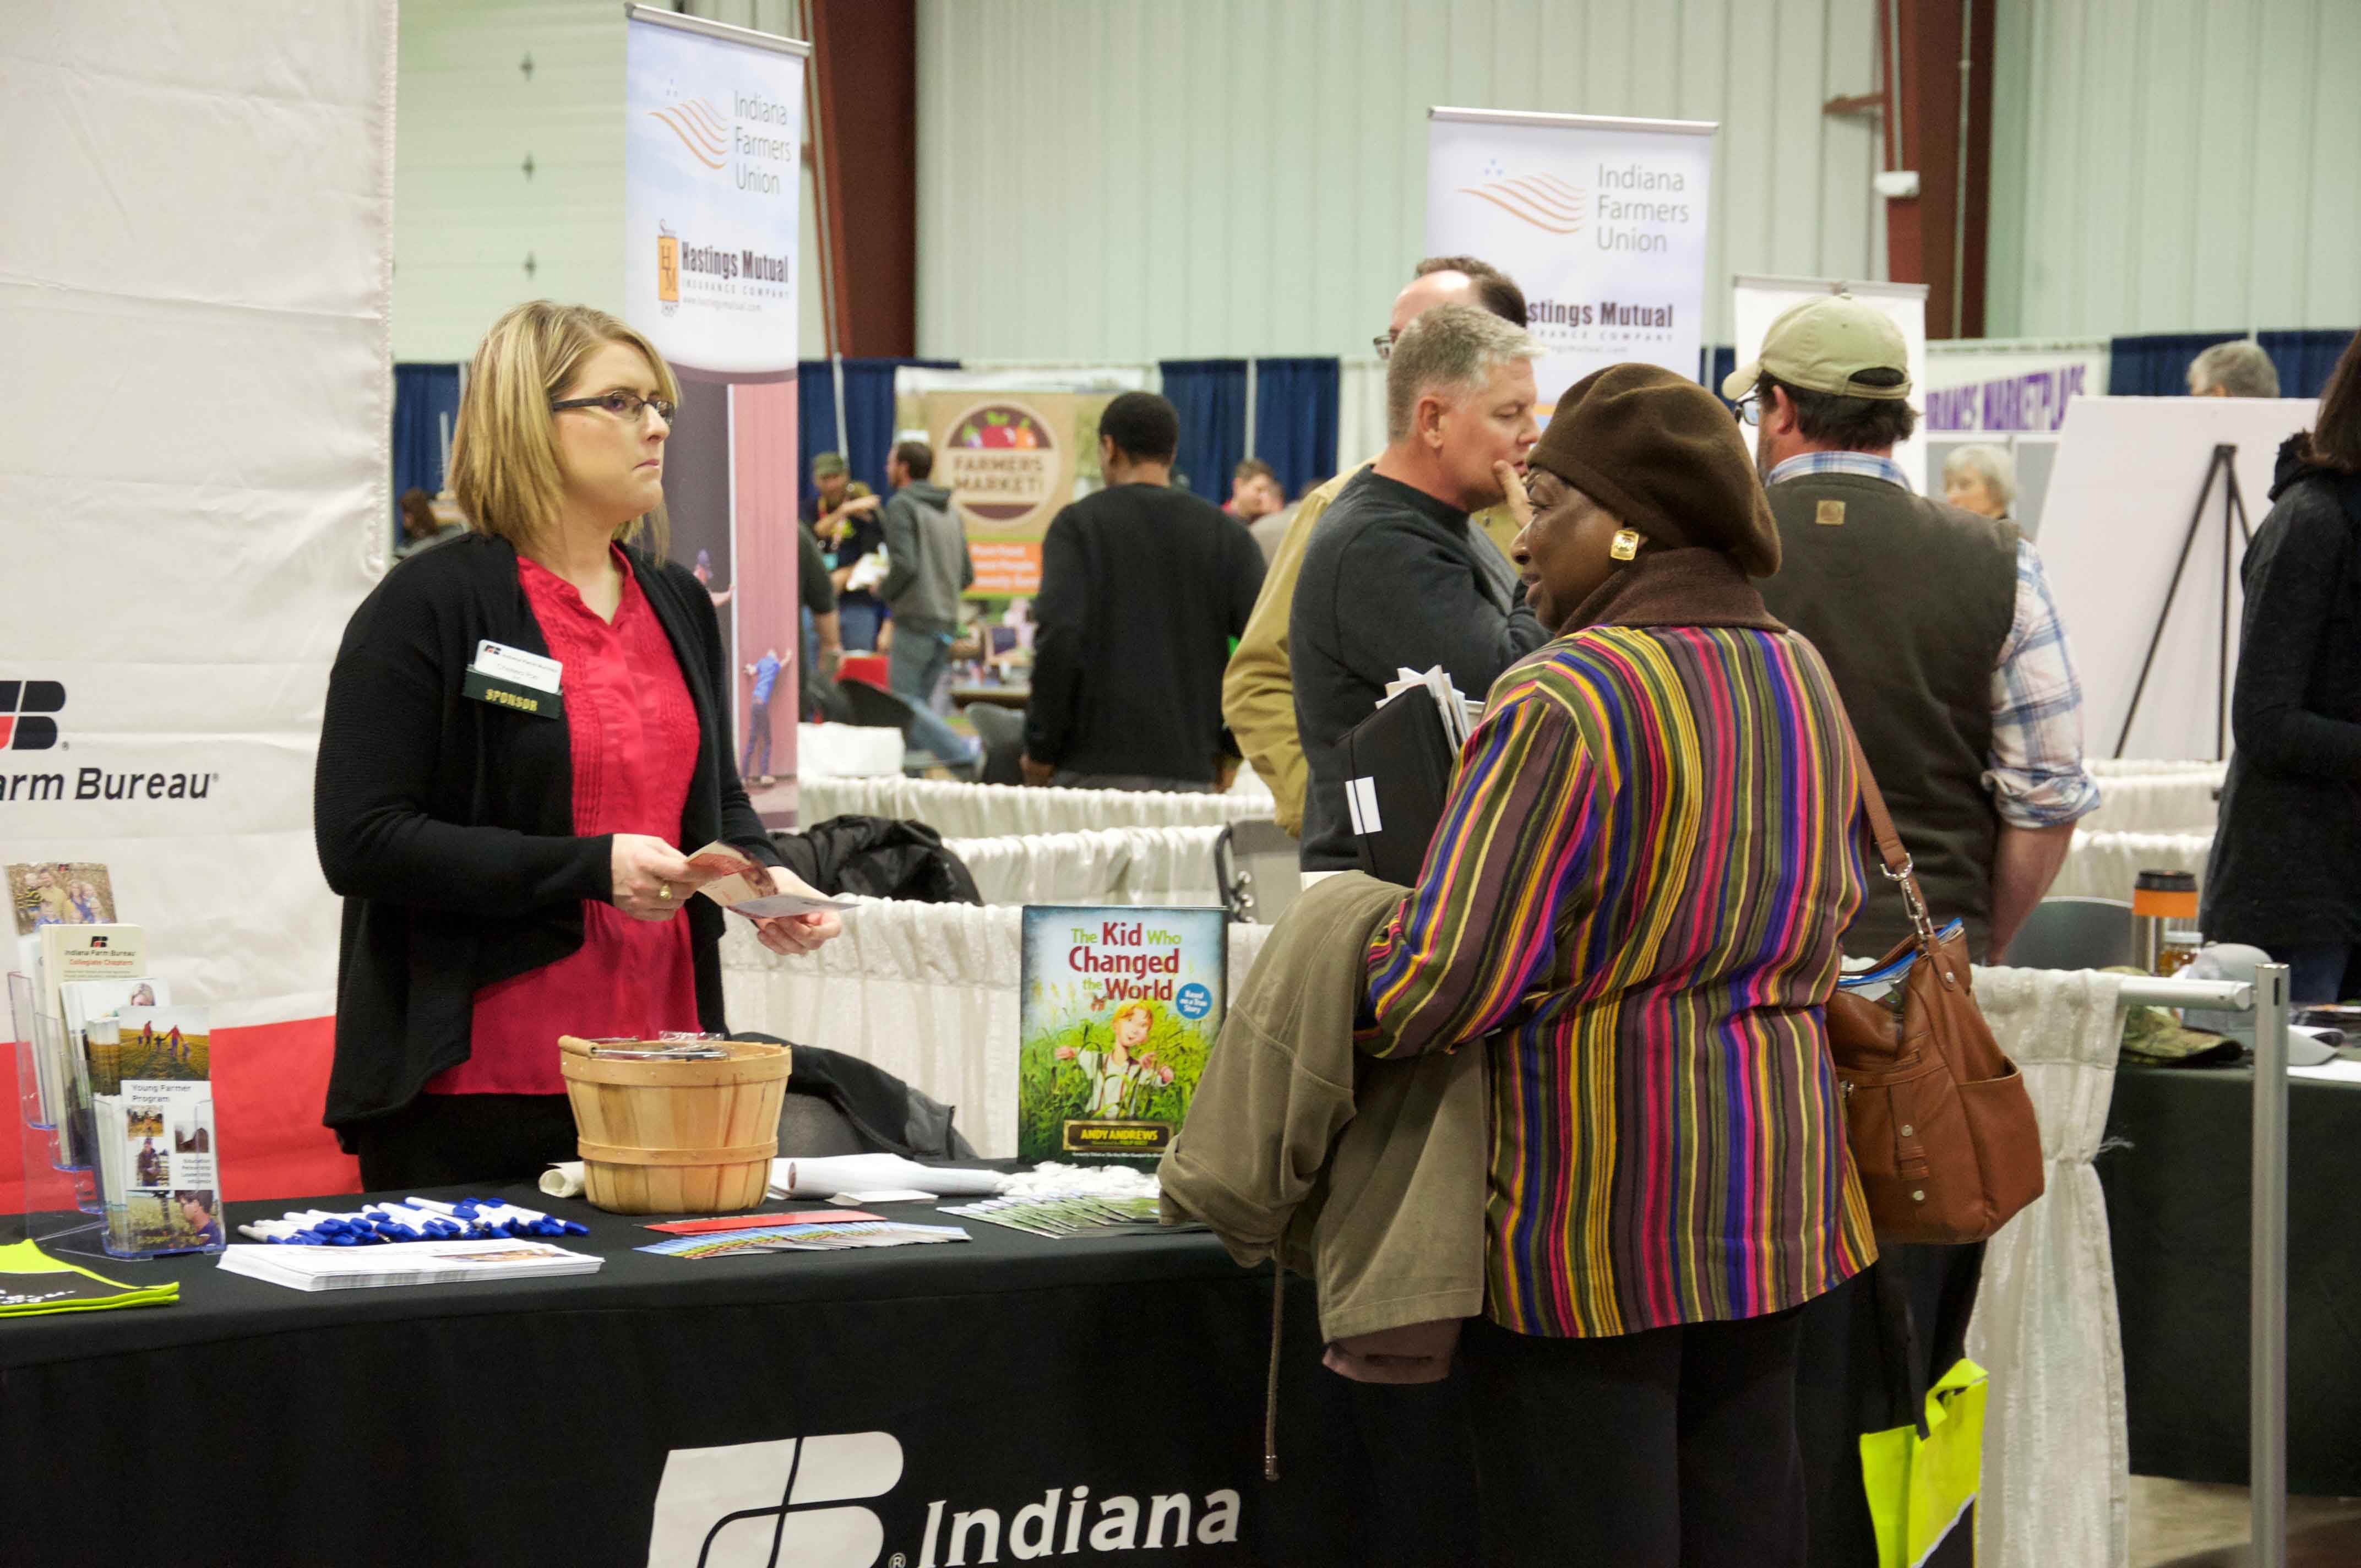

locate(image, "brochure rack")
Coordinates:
8 972 226 1261
7 972 101 1246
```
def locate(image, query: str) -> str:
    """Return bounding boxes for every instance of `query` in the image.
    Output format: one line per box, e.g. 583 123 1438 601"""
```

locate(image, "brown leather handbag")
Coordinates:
1825 724 2047 1245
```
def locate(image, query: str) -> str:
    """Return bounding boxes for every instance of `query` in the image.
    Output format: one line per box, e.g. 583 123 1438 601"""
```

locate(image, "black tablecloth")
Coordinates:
0 1182 1377 1568
2098 1064 2361 1495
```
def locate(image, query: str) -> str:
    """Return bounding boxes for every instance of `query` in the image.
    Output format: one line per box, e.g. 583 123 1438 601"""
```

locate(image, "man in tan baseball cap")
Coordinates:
1738 290 2100 970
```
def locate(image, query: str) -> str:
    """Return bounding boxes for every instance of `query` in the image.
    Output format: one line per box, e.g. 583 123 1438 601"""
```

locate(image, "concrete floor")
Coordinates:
2132 1476 2361 1567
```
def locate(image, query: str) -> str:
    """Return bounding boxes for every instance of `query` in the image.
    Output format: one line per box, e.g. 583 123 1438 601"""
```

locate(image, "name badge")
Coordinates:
475 640 563 693
463 668 562 718
466 641 564 719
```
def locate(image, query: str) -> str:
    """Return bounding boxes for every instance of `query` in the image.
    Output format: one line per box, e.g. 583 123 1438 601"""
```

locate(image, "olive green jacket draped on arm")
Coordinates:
1159 872 1488 1354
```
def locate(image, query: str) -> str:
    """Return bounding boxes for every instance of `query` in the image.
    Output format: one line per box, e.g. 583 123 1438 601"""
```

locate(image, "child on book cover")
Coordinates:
1055 1001 1176 1119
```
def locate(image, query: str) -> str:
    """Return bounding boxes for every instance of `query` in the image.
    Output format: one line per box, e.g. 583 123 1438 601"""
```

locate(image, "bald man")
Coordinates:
1222 258 1531 834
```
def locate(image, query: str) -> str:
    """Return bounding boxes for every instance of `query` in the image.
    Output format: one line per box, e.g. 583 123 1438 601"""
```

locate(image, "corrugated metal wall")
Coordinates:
393 0 825 363
1985 0 2360 336
914 0 1889 361
394 0 626 361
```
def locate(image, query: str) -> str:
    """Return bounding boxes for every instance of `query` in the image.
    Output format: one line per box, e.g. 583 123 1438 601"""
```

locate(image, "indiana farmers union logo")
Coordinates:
646 95 730 170
943 403 1058 526
1 680 64 750
1460 159 1586 235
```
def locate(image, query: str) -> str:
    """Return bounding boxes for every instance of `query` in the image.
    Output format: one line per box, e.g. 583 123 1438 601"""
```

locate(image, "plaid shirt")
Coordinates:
1766 451 2101 829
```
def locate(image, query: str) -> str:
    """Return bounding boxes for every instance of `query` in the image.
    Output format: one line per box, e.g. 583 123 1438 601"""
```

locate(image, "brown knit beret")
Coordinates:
1526 363 1782 577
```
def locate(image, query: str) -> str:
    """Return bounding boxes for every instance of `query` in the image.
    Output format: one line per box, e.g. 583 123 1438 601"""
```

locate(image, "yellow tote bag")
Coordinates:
1859 1357 1988 1568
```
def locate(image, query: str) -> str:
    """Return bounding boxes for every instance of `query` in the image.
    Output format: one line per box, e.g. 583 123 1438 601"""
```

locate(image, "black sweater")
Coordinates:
1025 482 1265 783
2202 440 2361 948
1291 469 1546 870
312 533 783 1142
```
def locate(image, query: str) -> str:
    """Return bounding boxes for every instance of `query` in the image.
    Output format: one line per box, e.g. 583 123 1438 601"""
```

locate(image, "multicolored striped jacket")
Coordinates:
1363 559 1878 1338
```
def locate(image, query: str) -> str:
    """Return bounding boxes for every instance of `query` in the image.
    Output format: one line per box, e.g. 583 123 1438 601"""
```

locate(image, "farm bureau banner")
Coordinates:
1426 107 1717 413
624 7 807 819
1 4 398 1209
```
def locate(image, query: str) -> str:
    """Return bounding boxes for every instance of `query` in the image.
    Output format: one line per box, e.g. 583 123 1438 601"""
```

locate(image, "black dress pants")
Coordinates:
1459 1308 1807 1568
352 1092 581 1192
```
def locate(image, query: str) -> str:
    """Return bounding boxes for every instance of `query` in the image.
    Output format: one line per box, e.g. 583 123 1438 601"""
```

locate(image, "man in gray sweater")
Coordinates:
878 438 978 769
1292 304 1549 871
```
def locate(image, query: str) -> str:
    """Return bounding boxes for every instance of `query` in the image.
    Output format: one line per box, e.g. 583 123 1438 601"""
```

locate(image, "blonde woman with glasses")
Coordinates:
314 301 838 1189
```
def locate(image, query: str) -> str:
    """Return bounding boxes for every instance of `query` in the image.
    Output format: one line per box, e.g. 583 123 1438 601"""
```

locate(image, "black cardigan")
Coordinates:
2202 439 2361 948
313 533 783 1143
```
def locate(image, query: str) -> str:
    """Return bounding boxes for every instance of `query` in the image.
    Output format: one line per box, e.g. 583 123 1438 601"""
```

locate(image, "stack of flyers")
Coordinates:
939 1193 1188 1239
637 1221 971 1259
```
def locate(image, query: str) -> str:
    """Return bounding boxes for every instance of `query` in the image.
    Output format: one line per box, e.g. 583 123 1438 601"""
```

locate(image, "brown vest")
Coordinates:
1756 471 2019 957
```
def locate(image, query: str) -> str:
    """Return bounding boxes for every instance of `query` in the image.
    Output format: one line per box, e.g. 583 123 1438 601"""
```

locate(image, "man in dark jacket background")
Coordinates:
879 438 978 771
1290 302 1548 870
1022 391 1265 791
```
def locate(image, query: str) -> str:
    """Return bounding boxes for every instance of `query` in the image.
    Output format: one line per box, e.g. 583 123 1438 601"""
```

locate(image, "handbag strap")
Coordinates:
1830 701 1941 951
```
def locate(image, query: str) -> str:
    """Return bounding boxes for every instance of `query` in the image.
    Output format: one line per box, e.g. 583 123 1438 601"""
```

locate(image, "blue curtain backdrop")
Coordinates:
1159 359 1250 503
391 363 463 531
1702 345 1738 401
1250 358 1341 499
2258 329 2357 399
2106 332 2246 396
797 357 959 511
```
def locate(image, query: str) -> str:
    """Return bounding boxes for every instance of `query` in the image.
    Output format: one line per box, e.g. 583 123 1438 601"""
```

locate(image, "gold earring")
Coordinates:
1609 528 1642 562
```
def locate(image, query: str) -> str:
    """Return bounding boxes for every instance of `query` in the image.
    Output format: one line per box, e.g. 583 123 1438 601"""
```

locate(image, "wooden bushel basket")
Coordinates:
557 1036 791 1215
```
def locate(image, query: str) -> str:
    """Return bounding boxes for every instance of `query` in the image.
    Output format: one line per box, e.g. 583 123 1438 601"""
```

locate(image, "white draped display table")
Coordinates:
2075 766 2224 835
798 775 1273 838
945 825 1227 906
2051 829 2213 905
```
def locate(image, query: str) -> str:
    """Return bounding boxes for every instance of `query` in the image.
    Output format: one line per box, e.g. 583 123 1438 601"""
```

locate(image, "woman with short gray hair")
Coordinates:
1940 443 2016 519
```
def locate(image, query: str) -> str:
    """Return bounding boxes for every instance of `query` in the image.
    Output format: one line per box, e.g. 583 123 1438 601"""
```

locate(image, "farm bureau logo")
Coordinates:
1 679 64 750
645 1430 1242 1567
1 677 220 805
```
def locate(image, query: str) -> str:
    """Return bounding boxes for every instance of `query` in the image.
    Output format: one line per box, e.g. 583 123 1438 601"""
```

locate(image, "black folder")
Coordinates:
1337 687 1459 886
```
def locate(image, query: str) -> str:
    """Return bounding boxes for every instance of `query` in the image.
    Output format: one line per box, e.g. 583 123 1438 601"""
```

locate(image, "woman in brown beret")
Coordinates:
1361 363 1875 1565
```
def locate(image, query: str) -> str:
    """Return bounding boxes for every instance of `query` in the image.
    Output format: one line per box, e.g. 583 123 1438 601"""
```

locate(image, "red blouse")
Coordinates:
428 548 703 1096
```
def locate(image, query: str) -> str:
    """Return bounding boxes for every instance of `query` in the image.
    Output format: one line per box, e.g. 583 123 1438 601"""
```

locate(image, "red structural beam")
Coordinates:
1859 0 1994 339
807 0 916 358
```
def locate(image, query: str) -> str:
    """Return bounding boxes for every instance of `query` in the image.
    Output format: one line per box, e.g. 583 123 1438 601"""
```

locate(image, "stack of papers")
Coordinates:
638 1221 970 1259
940 1194 1180 1239
0 1240 179 1316
1381 666 1476 750
217 1239 603 1292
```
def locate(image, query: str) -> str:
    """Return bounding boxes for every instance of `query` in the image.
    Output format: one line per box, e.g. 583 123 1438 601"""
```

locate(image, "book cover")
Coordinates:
1018 906 1227 1167
7 861 116 937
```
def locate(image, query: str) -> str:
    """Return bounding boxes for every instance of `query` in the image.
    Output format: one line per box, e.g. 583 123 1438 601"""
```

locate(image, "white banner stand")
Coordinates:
1426 108 1716 413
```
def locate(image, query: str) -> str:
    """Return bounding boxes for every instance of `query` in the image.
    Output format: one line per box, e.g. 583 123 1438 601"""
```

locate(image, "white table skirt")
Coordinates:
799 776 1272 838
2050 830 2213 904
945 825 1227 907
2075 769 2224 835
1969 966 2132 1568
725 912 2129 1567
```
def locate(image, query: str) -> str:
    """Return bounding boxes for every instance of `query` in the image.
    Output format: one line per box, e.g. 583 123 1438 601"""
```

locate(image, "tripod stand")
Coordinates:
2115 442 2254 759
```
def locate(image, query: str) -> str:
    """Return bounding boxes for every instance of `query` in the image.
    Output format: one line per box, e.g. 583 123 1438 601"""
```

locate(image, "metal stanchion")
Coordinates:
2249 962 2290 1568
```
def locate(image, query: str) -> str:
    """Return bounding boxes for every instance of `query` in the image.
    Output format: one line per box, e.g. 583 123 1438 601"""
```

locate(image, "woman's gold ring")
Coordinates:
658 883 672 901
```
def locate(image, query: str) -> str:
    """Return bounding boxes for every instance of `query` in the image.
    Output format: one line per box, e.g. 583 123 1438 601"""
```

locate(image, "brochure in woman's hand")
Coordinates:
682 843 849 918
